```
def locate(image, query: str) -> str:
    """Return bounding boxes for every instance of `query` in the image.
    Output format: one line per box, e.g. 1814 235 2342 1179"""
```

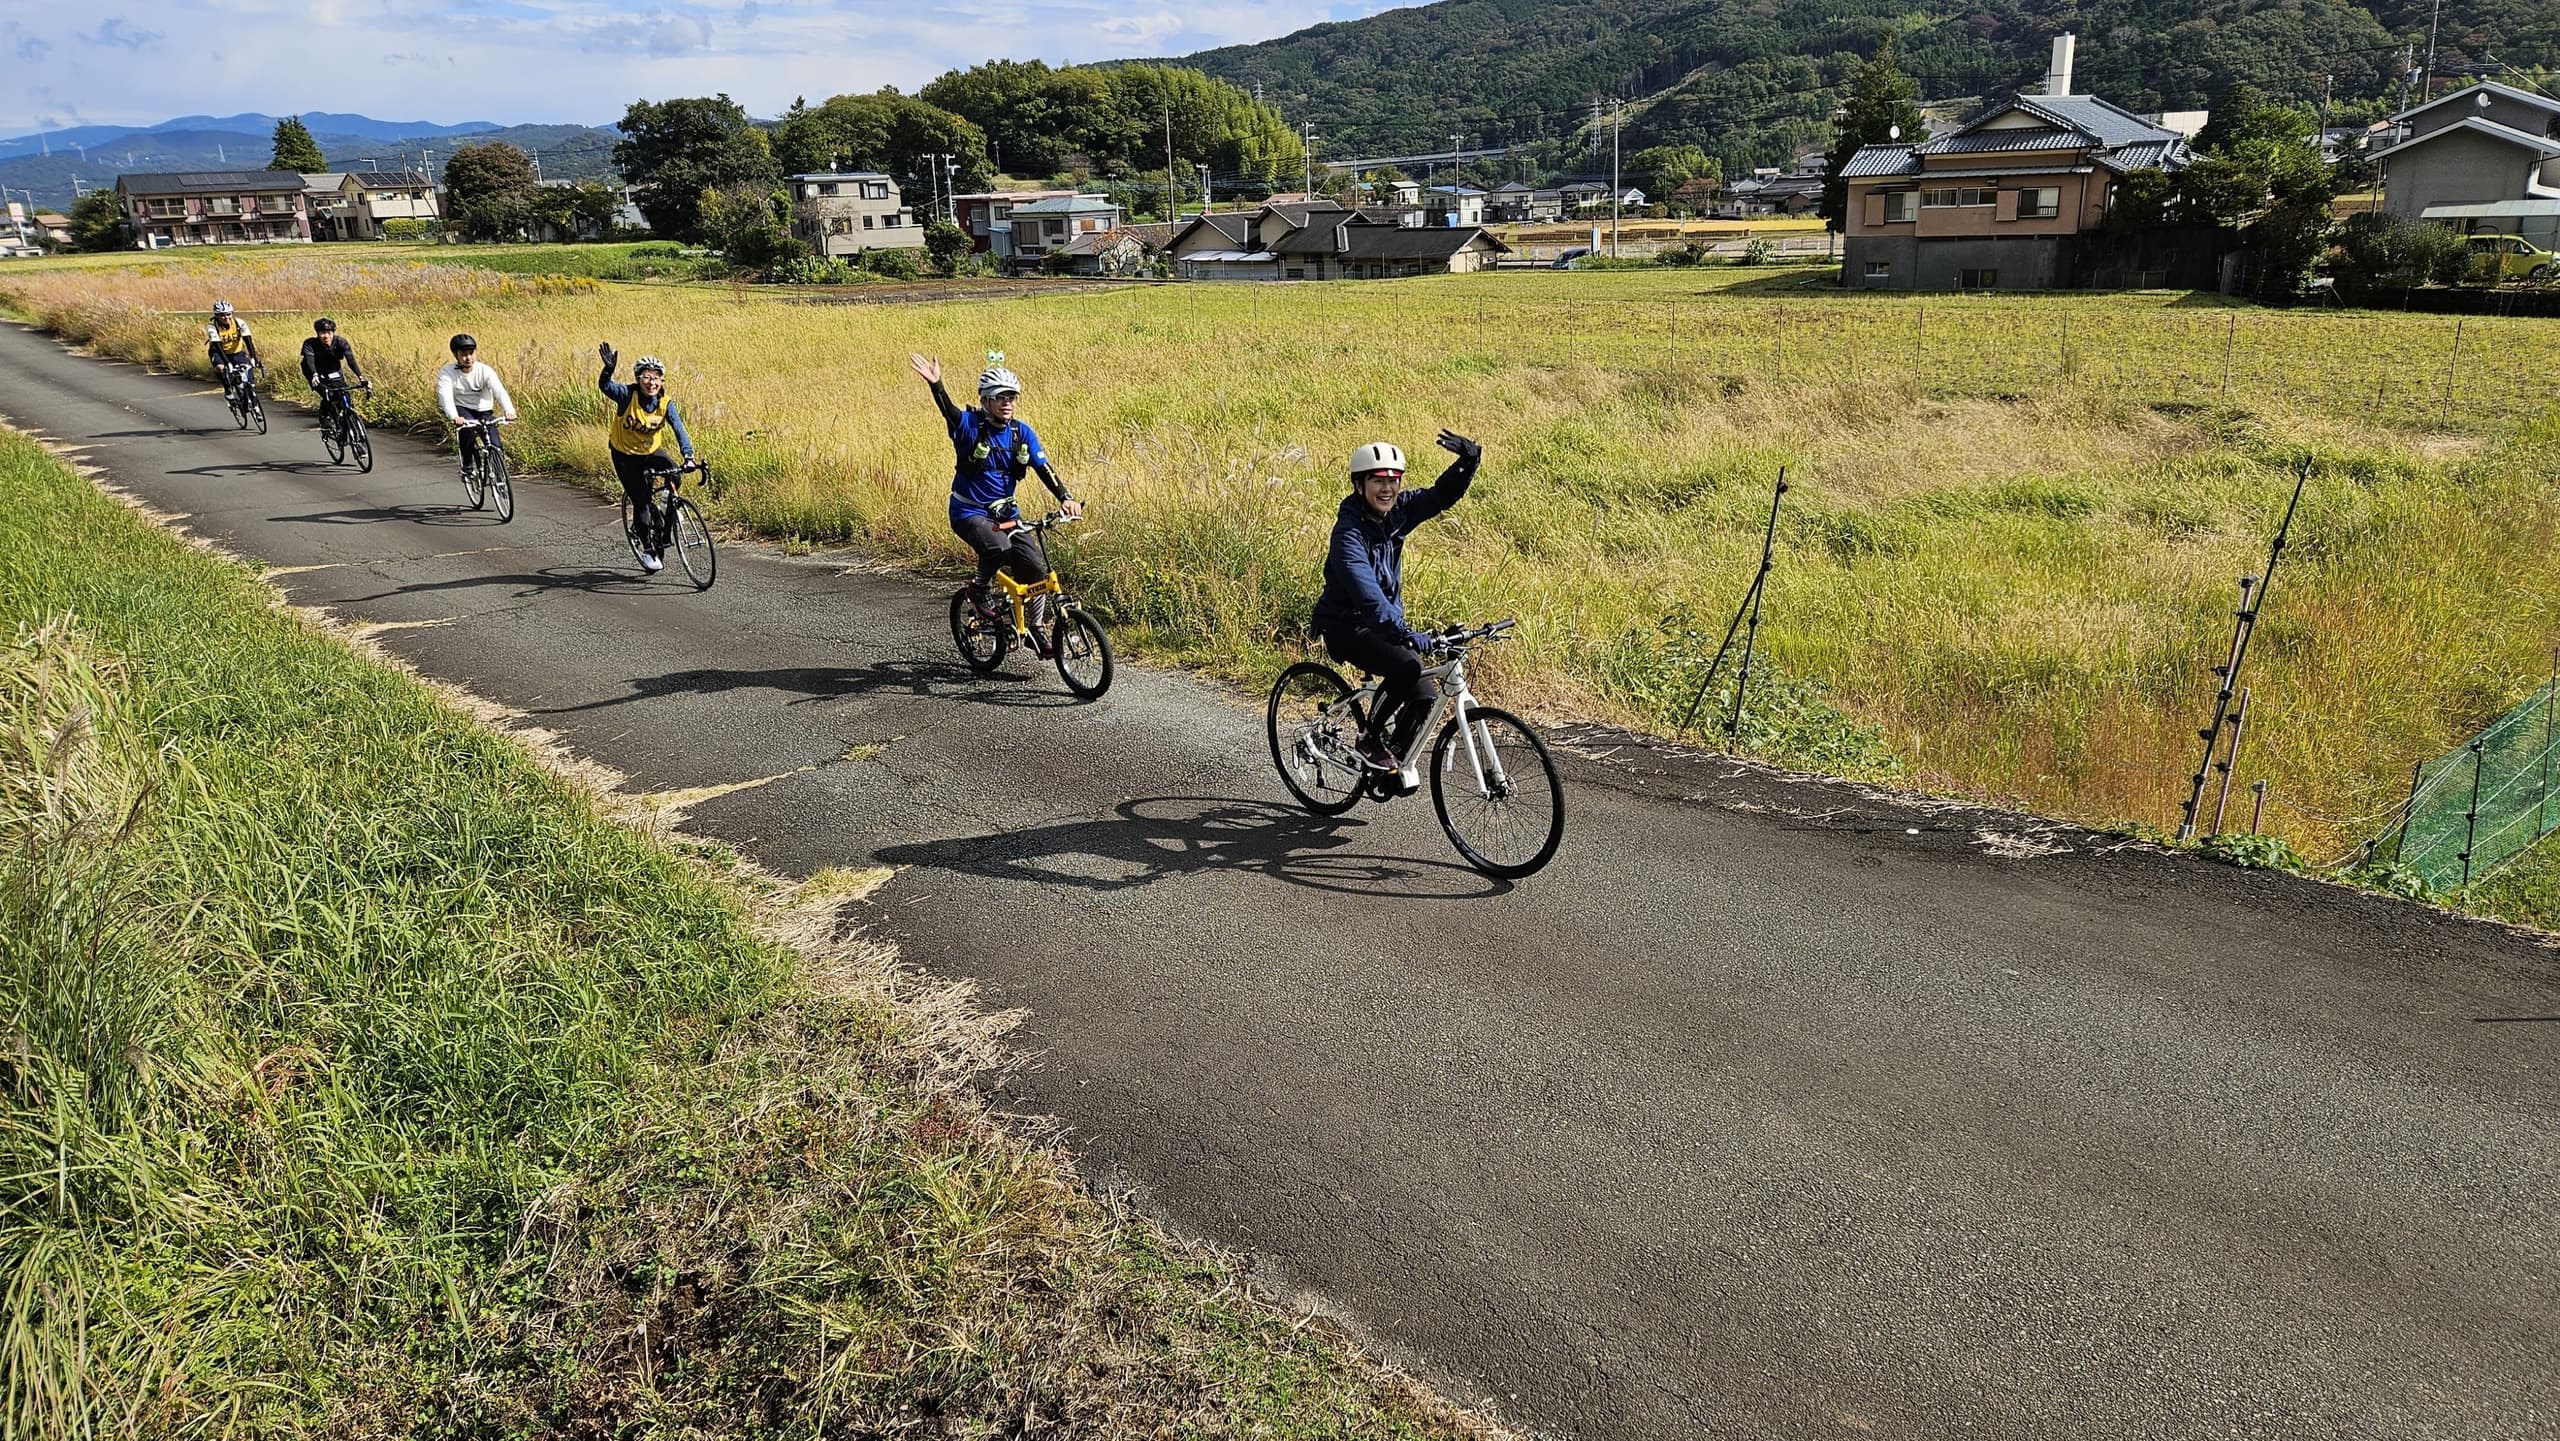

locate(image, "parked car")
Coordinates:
2464 233 2558 282
1551 246 1590 270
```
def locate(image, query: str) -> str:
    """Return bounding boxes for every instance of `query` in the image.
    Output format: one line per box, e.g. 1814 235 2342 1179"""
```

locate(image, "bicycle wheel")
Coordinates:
348 415 372 474
620 497 650 567
461 448 488 509
322 407 346 464
670 497 716 590
229 384 249 429
1267 663 1367 816
1430 706 1564 879
249 390 267 435
949 587 1010 673
488 445 514 523
1052 607 1112 697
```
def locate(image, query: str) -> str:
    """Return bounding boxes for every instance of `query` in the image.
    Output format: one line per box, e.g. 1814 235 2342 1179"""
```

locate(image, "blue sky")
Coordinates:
3 0 1415 136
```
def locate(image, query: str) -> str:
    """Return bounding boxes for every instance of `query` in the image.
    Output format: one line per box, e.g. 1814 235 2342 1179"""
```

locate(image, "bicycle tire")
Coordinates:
671 497 715 590
1429 706 1564 879
1052 608 1112 697
461 449 488 509
489 444 514 523
1267 662 1366 816
949 587 1010 673
249 391 267 435
349 415 372 474
229 385 248 429
322 406 346 464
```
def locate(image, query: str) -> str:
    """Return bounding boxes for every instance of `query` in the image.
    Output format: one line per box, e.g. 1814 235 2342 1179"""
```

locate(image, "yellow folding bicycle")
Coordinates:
948 512 1114 697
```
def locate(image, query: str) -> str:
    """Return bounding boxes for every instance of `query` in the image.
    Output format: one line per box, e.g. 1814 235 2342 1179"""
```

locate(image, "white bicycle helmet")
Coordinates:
978 364 1021 399
211 299 234 317
632 355 665 376
1349 440 1406 478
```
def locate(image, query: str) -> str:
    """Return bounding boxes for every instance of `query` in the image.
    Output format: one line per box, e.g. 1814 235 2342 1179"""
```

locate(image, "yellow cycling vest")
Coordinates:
211 318 250 355
608 389 673 456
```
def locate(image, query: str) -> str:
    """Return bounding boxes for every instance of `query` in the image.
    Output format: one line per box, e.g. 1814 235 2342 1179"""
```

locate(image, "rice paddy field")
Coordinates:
8 249 2560 906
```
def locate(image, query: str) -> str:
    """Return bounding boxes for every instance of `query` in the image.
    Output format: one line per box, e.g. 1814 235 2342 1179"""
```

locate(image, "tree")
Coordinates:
923 219 971 275
66 191 129 252
1628 144 1716 201
697 183 802 269
1820 33 1925 232
770 91 989 211
532 180 622 240
615 95 780 243
268 117 326 173
443 142 539 241
921 60 1074 176
2178 86 2334 300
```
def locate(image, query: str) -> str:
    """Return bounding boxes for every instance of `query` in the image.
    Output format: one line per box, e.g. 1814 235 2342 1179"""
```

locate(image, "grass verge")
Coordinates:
0 428 1495 1437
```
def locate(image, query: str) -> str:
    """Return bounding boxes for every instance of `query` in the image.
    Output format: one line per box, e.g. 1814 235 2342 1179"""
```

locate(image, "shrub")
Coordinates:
1658 242 1707 267
859 246 924 280
1743 236 1777 266
771 254 855 285
379 217 435 242
923 220 972 276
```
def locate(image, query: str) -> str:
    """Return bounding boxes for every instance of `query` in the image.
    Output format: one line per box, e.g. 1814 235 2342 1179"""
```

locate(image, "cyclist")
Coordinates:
300 317 367 430
205 300 260 404
597 341 696 573
1309 429 1481 780
907 350 1082 646
435 333 517 481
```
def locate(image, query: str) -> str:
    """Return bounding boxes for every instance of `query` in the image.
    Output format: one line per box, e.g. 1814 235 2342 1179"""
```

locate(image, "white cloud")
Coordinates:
0 0 1426 136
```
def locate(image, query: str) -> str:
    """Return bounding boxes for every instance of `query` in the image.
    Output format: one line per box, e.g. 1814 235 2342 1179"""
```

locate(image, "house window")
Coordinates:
862 215 875 229
1883 192 1918 223
2016 187 2060 219
884 212 901 227
864 183 887 200
1922 187 1995 208
1864 260 1892 278
206 196 239 215
1286 267 1306 279
820 184 840 196
147 198 186 218
1958 268 1997 288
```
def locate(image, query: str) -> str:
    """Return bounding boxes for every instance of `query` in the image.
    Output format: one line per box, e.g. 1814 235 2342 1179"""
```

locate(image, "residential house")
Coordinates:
1054 227 1157 277
1004 195 1122 267
342 171 440 237
1837 88 2192 290
1559 181 1610 214
1164 200 1509 280
1722 177 1769 217
1669 177 1720 215
785 172 925 258
117 171 314 246
1484 181 1537 222
302 173 360 240
2374 81 2560 250
1424 185 1486 227
34 211 71 245
1384 179 1422 207
952 188 1078 257
1755 169 1823 216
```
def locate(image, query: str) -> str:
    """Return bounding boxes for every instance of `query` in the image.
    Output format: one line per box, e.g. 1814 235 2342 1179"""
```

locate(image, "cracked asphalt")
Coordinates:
6 320 2558 1439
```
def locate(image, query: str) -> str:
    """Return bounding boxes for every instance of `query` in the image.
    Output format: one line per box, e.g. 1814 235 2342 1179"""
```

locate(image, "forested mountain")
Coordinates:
0 122 620 210
1177 0 2559 177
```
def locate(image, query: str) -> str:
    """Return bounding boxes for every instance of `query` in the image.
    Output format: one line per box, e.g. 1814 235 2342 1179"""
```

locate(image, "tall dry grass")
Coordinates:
6 254 2559 863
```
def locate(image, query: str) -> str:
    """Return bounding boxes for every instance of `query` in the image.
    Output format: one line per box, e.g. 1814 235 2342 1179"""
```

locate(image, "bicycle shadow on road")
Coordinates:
89 427 220 441
874 795 1511 900
335 566 660 603
271 502 490 528
533 657 1080 715
168 459 342 481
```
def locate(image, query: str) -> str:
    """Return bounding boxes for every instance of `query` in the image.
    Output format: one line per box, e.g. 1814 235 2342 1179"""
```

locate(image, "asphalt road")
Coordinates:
6 321 2557 1439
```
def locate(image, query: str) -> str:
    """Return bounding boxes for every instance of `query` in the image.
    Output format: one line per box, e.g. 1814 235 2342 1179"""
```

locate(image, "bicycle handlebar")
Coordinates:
1430 618 1519 650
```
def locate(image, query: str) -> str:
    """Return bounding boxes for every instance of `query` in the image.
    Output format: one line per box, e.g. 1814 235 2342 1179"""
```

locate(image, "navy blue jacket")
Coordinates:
1310 452 1477 645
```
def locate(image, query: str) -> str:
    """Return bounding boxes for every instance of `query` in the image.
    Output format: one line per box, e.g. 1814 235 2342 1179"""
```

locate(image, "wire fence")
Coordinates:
2366 679 2560 889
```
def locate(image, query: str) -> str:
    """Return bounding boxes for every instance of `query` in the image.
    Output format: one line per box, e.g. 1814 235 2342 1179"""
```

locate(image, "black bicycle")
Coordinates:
222 360 266 434
317 376 373 472
620 458 717 589
455 417 516 523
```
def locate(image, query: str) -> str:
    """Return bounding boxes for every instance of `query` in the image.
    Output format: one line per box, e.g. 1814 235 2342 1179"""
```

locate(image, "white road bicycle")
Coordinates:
1266 619 1565 879
454 416 515 523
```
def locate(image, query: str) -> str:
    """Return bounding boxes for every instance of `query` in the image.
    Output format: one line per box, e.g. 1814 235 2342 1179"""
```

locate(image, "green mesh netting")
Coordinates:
2375 681 2560 890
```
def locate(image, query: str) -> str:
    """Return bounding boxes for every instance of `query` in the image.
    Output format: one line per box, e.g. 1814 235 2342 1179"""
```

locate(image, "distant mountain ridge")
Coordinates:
0 112 510 160
0 118 620 210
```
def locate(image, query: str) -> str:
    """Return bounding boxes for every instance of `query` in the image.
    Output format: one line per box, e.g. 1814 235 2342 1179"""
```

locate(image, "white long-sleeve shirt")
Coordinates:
436 360 515 421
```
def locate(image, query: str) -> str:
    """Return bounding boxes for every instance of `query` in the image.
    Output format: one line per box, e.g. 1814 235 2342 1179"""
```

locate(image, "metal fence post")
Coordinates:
2250 780 2268 835
2392 758 2423 865
2540 677 2557 842
2211 686 2251 836
2459 739 2486 888
2441 315 2464 426
2220 310 2237 399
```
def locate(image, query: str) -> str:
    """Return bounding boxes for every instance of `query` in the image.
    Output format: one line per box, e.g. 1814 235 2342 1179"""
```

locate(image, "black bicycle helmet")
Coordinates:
314 317 336 334
449 332 478 354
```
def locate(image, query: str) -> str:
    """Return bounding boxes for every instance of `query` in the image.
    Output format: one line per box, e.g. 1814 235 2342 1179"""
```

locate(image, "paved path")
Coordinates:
6 321 2557 1439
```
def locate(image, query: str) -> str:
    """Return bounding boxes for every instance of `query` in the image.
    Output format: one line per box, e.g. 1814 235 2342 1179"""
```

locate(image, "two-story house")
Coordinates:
2375 82 2560 251
303 171 442 240
1837 88 2190 290
951 189 1079 257
785 172 925 258
117 171 315 247
1165 200 1508 280
1424 185 1486 227
1003 195 1122 266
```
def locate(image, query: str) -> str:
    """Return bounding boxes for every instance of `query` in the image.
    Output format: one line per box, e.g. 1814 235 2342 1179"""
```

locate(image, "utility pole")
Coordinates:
1303 121 1316 198
1610 100 1624 258
945 155 959 222
1164 105 1176 223
2422 0 2444 100
1197 162 1211 215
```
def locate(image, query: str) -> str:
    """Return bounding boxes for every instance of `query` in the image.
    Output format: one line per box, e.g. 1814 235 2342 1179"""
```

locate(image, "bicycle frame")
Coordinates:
986 567 1065 636
1340 648 1513 794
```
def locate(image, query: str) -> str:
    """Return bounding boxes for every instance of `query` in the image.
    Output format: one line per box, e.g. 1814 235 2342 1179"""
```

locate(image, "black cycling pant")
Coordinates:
1323 624 1432 749
614 449 681 550
951 511 1049 586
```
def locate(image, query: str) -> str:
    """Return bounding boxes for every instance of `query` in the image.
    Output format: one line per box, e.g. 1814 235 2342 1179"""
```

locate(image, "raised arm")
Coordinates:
1394 430 1480 529
597 341 628 405
911 353 965 431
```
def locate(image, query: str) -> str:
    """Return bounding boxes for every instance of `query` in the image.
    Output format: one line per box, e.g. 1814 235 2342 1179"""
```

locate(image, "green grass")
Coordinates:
0 431 1487 1438
376 240 729 283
